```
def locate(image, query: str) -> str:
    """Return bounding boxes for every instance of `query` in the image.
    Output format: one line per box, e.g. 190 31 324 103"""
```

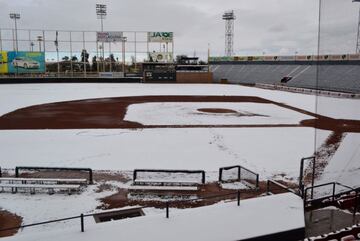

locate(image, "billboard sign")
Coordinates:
0 51 8 73
348 54 360 60
279 56 296 61
7 51 45 73
148 32 173 42
149 52 173 63
234 56 247 61
97 32 124 42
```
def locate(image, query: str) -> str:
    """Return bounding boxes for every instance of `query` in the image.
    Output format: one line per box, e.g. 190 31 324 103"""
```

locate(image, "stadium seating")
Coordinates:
211 64 360 93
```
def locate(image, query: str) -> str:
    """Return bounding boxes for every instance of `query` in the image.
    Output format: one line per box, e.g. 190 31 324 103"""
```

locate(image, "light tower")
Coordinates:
354 0 360 53
9 13 20 52
96 4 107 71
222 10 236 57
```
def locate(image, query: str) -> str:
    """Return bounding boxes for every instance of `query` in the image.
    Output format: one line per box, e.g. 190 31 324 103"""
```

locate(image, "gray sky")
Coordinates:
0 0 359 59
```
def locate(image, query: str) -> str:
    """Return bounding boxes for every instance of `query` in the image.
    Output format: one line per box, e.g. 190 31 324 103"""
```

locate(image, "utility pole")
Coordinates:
122 37 127 73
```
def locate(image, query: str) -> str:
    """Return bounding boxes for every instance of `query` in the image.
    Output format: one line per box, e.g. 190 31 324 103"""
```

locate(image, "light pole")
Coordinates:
96 4 106 71
354 0 360 53
37 36 43 52
9 13 20 52
122 37 127 73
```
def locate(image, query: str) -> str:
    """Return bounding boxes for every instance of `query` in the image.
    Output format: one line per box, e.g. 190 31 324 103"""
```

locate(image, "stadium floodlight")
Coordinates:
37 35 43 52
222 10 236 57
9 13 20 52
96 4 107 19
96 4 107 71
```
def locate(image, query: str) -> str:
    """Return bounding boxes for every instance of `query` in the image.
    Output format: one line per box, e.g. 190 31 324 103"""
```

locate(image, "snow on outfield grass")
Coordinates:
0 128 323 179
318 133 360 189
0 83 359 120
124 102 312 125
3 193 304 241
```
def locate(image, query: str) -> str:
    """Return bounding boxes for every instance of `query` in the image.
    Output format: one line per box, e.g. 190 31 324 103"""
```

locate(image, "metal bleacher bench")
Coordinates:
130 179 201 192
0 177 88 185
0 177 87 195
0 183 81 195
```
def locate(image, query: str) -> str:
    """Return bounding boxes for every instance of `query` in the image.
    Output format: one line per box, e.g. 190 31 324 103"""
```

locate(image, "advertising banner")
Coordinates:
329 55 348 61
348 54 360 60
263 56 275 61
0 51 8 73
97 32 124 42
279 56 295 61
251 56 263 61
149 52 173 63
295 55 309 61
148 32 173 42
313 55 328 61
7 51 45 74
233 56 247 61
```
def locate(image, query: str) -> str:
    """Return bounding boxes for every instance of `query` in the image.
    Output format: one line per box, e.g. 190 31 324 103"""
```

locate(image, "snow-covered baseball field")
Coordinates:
0 83 359 237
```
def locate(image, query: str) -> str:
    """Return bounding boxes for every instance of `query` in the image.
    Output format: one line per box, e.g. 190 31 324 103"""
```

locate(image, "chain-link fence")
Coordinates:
0 28 174 77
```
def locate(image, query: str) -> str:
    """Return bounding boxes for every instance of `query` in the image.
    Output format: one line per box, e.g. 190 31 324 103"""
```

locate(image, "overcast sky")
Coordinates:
0 0 359 59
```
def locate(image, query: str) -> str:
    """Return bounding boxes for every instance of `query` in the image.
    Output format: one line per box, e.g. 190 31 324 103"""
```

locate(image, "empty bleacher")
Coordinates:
211 63 360 93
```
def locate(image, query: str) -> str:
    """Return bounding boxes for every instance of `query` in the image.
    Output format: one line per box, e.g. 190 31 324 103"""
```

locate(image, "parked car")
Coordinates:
12 57 40 69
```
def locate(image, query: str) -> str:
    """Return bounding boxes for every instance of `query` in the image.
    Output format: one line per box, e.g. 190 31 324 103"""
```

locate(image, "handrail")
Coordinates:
133 169 206 184
304 182 356 207
15 166 93 184
218 165 259 189
266 180 297 196
0 191 241 234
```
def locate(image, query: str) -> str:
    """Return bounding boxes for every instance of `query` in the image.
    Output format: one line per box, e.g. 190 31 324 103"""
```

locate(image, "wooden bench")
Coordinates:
0 177 88 185
0 183 81 195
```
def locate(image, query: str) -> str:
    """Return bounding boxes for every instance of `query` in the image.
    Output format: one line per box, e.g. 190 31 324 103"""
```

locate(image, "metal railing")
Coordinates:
219 165 259 189
298 156 316 198
266 180 298 196
165 191 241 218
15 166 93 184
304 182 359 216
133 169 206 185
0 191 241 235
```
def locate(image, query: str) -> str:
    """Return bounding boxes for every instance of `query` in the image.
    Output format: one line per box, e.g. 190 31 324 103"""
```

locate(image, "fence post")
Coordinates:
80 214 84 232
237 190 240 206
0 167 2 177
218 168 223 182
354 191 359 217
133 170 137 182
201 171 206 184
166 202 169 219
256 174 259 189
15 167 19 177
266 180 270 195
89 169 93 185
332 183 336 202
311 157 316 199
299 158 304 197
